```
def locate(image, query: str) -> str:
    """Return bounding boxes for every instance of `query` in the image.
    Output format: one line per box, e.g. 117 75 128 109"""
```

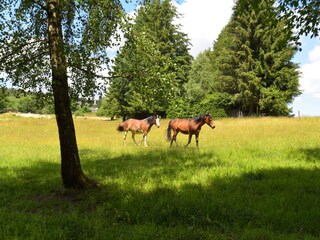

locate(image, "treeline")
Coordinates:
0 88 95 116
0 88 52 114
98 0 300 119
1 0 302 119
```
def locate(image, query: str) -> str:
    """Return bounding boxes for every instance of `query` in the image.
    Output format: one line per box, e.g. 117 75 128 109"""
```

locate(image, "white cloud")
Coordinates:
174 0 235 58
299 44 320 98
308 45 320 62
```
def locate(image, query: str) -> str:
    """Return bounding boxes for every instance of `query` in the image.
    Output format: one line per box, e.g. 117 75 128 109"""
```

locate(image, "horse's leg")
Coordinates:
123 131 128 145
132 132 138 145
170 130 175 147
195 132 199 147
143 133 148 147
185 133 192 147
170 130 178 147
137 132 147 146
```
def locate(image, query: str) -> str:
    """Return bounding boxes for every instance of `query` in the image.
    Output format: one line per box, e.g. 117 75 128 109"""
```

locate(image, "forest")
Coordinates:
98 0 301 119
1 0 306 119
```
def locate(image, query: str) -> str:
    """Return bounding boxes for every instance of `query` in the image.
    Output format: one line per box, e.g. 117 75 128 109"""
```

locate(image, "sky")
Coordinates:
122 0 320 116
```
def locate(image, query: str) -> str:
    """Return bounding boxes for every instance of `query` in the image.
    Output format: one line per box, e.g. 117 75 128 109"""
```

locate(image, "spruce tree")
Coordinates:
211 0 301 116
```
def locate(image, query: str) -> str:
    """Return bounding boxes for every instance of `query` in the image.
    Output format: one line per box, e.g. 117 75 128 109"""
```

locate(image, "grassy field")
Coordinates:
0 113 320 239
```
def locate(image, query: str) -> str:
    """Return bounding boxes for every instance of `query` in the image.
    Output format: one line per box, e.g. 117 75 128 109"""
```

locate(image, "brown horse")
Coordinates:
166 114 215 147
117 115 160 146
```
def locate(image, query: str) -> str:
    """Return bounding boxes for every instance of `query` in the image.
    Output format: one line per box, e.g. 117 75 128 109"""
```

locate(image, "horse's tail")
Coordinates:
117 124 124 132
166 121 172 141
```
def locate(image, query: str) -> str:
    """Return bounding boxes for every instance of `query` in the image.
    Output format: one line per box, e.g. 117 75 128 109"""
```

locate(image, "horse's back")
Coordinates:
170 118 190 132
121 118 134 130
123 118 144 132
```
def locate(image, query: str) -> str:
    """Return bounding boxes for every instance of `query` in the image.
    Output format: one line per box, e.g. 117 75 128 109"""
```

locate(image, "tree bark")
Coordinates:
47 0 97 188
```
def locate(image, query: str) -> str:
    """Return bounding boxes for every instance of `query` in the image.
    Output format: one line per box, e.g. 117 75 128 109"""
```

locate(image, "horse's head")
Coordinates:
204 114 215 129
155 115 160 128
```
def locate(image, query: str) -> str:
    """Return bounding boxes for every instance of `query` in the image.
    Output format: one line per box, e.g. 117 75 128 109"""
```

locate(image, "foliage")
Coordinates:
0 87 7 113
1 115 320 239
0 88 94 114
73 105 91 116
106 0 192 118
0 88 55 114
0 0 124 100
277 0 320 38
96 97 120 119
209 0 301 116
179 50 228 118
166 94 228 119
237 0 320 46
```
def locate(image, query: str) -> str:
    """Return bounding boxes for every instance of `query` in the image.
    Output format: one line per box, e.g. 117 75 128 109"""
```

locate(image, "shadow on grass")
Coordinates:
80 148 224 179
1 149 320 239
299 147 320 163
287 147 320 163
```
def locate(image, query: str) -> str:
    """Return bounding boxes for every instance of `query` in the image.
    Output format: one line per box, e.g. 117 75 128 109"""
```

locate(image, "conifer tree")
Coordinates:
211 0 301 116
107 0 192 118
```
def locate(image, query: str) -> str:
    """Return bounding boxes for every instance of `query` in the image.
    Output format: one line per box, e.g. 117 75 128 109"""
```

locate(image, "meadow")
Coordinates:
0 113 320 239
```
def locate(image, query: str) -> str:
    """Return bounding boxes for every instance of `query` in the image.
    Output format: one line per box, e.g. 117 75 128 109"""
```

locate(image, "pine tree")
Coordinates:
211 0 301 116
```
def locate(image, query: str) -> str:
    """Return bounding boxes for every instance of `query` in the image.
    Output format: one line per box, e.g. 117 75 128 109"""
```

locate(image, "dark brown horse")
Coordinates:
117 115 160 146
166 114 215 147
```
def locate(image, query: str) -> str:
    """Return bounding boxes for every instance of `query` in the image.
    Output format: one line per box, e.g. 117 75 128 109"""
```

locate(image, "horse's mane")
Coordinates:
193 114 207 123
144 115 155 124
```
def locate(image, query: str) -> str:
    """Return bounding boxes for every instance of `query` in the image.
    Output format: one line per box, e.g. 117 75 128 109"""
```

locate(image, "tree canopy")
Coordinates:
278 0 320 38
237 0 320 45
0 0 123 99
210 0 301 116
106 0 192 118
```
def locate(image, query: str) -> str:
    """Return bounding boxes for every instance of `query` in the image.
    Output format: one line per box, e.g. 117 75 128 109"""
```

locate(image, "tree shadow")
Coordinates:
93 167 320 238
1 149 320 239
288 147 320 163
80 148 225 179
79 148 320 237
299 147 320 162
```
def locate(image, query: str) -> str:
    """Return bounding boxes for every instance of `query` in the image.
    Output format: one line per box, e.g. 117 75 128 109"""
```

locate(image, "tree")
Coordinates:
210 0 301 116
238 0 320 43
185 50 216 104
0 87 8 113
96 96 120 120
176 50 227 119
107 0 192 118
0 0 123 188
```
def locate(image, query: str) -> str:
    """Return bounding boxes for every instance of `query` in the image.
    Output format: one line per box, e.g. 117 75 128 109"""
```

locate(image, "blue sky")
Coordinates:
122 0 320 116
290 37 320 116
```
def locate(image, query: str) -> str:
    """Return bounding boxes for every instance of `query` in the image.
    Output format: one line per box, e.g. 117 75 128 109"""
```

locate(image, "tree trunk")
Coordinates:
47 0 97 188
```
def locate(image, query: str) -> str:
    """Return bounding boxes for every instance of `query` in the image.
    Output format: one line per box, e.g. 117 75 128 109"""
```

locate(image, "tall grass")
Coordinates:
0 114 320 239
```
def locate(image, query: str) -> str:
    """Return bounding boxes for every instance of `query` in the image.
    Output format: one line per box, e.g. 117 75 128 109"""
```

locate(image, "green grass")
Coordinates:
0 114 320 239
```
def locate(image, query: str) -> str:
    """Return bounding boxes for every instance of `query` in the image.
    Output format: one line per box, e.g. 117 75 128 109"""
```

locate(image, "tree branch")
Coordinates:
0 39 48 63
3 51 49 72
32 0 48 12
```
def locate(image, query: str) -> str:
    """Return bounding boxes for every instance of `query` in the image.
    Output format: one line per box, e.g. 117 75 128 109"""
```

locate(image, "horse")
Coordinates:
117 115 160 146
166 114 215 147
